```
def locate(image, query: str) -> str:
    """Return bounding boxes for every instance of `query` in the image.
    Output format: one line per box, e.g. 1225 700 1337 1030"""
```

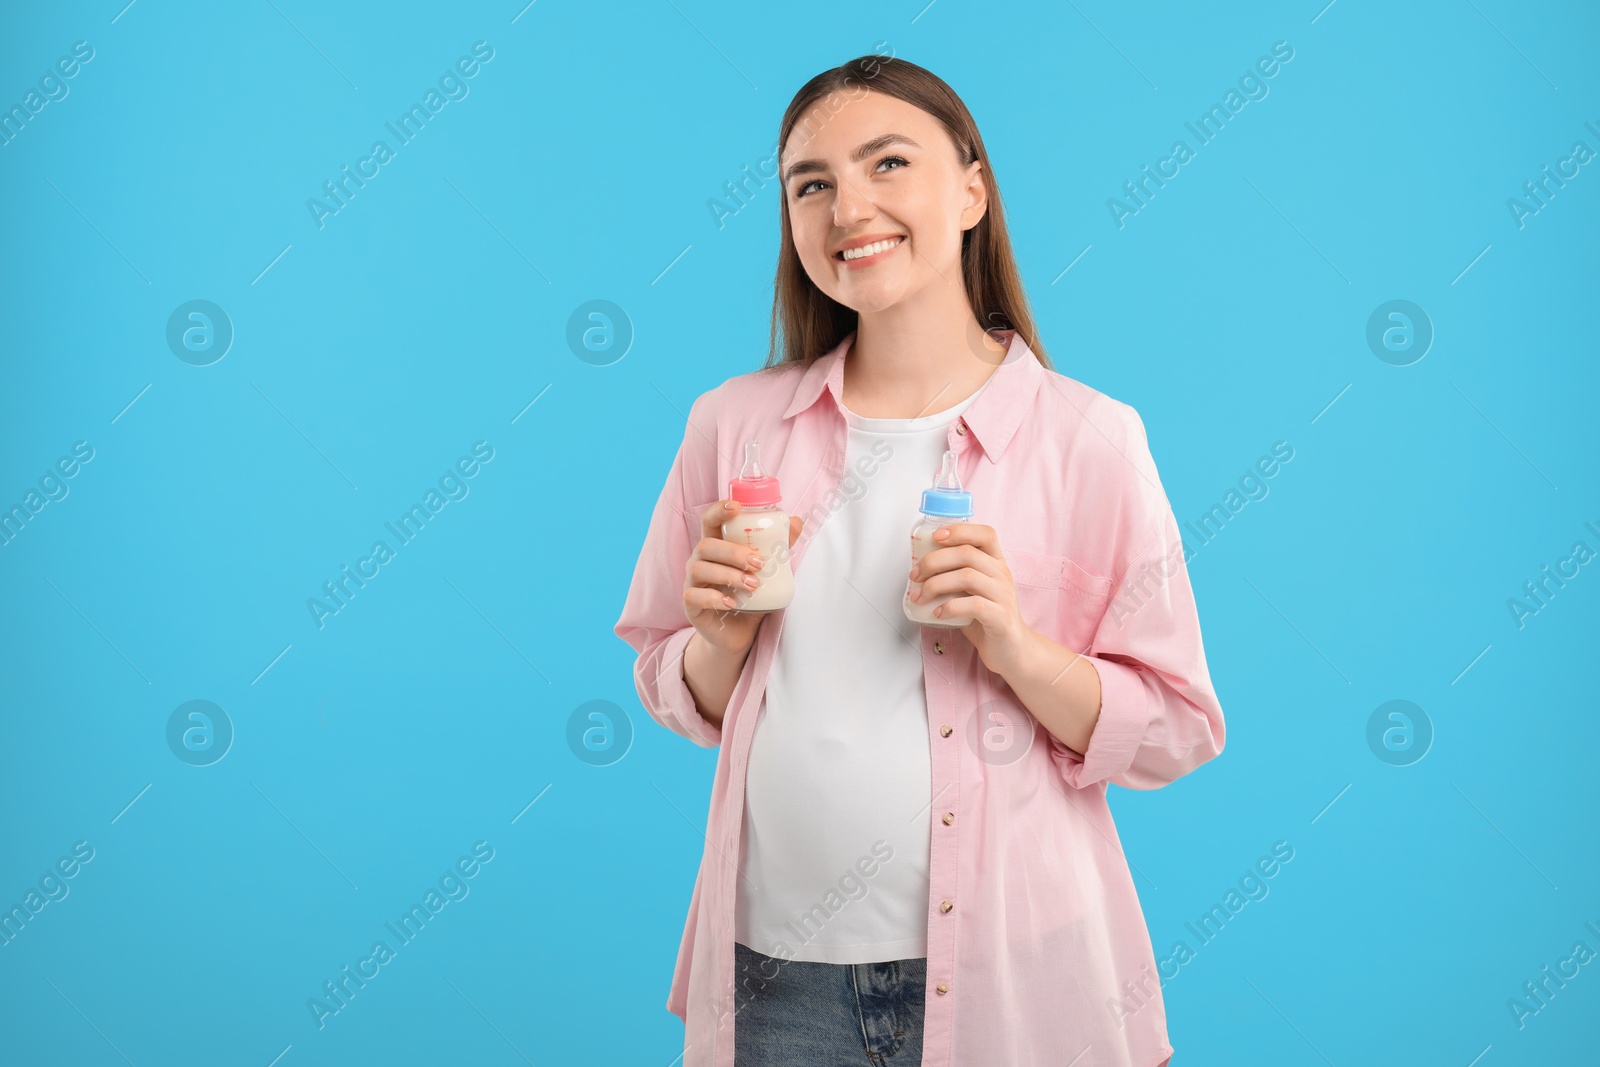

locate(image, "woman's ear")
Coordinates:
959 159 988 232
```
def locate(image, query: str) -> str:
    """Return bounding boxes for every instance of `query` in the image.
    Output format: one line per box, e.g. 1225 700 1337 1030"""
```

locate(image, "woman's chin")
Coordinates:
825 283 912 317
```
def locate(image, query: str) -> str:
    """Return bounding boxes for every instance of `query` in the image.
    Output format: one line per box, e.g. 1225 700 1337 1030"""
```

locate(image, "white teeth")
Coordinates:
841 236 903 261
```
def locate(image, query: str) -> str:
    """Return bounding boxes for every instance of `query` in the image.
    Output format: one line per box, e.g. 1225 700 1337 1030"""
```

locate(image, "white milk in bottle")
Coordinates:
721 440 795 612
904 449 973 628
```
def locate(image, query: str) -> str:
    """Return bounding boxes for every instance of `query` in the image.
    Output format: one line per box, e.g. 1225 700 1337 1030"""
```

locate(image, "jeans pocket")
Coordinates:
898 958 928 1034
732 942 779 1013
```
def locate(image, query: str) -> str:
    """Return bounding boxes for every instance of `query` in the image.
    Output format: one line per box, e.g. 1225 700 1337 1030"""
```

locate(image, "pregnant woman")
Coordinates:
615 53 1226 1067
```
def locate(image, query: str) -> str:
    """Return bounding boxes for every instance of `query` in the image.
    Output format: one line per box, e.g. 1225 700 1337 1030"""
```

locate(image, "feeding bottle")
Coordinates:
721 440 795 612
904 449 973 628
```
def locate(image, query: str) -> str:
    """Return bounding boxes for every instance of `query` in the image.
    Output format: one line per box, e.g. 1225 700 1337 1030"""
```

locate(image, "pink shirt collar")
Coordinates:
779 328 1047 464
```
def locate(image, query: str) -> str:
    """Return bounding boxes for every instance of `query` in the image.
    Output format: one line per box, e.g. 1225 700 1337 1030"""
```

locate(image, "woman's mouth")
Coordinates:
836 235 905 269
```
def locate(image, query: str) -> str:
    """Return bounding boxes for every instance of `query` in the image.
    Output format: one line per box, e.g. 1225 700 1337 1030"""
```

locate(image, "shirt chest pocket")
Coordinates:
683 498 719 548
1006 548 1116 654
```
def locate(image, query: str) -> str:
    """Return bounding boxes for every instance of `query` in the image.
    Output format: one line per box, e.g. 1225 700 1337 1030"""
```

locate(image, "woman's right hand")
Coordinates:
683 499 803 655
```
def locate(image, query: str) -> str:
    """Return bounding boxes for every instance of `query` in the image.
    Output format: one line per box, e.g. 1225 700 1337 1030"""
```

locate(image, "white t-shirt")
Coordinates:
735 374 990 964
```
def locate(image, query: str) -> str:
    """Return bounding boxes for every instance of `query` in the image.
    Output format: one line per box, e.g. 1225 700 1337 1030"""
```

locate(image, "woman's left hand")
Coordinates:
908 522 1035 674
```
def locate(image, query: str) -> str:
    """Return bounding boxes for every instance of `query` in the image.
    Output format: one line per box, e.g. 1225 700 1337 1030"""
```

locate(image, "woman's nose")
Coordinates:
832 176 875 226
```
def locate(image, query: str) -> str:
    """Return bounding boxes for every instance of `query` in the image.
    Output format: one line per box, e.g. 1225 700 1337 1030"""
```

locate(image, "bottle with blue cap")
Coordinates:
904 448 972 628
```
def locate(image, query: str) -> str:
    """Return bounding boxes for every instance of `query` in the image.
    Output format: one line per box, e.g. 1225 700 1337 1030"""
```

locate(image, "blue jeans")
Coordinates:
732 940 927 1066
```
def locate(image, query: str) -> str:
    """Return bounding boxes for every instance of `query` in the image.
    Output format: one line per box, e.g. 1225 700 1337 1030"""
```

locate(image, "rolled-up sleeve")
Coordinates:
1048 406 1226 791
613 391 725 748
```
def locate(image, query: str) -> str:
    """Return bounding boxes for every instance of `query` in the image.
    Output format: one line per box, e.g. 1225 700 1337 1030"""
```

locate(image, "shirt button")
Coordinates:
955 422 967 436
933 642 944 654
942 811 954 825
939 724 953 737
936 981 950 994
940 899 953 913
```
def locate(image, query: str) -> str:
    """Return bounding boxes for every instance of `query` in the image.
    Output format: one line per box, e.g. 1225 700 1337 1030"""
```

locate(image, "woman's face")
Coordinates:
780 90 987 315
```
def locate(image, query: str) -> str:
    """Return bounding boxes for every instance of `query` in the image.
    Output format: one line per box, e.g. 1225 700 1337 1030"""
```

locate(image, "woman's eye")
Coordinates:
793 159 908 199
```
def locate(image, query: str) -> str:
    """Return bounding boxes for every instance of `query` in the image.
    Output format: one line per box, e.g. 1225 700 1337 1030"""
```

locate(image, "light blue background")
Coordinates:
1 1 1596 1064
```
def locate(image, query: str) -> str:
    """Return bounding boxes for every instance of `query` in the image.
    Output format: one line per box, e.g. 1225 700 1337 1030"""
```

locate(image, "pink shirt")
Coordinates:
614 329 1225 1067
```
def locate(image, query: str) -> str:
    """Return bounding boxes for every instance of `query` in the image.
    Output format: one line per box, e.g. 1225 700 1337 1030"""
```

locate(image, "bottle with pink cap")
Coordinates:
721 440 795 612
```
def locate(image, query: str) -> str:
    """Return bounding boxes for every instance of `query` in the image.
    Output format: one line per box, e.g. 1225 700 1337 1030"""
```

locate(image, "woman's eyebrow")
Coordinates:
782 133 922 184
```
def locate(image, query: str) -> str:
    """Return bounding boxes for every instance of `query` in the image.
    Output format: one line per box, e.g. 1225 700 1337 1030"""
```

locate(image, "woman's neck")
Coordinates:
841 288 1008 420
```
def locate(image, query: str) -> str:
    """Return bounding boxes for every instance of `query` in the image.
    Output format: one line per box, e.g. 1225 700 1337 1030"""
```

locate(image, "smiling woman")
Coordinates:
770 86 1040 380
616 52 1224 1067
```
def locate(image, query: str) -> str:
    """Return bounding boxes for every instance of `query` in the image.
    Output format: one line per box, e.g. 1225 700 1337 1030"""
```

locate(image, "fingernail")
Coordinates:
935 529 949 540
749 555 765 570
723 595 737 606
743 576 759 589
